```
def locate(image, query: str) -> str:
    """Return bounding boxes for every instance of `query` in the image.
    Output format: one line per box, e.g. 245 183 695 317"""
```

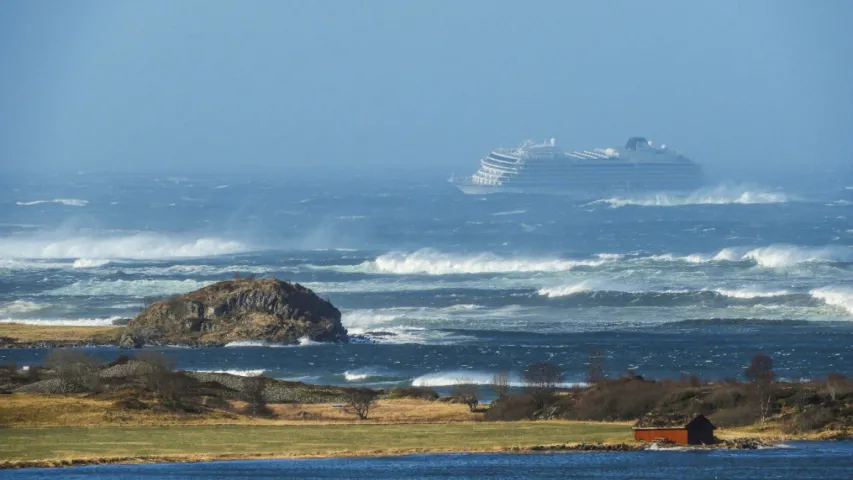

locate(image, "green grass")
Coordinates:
0 422 633 464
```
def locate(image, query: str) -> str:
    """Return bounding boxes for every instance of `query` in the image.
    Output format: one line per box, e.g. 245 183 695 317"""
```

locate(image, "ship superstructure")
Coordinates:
450 137 703 196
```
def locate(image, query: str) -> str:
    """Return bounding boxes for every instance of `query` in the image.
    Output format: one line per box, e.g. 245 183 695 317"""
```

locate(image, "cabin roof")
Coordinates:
634 413 716 430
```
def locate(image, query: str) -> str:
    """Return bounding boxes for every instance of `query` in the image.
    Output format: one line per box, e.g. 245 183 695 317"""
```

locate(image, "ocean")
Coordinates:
2 442 852 479
1 171 852 391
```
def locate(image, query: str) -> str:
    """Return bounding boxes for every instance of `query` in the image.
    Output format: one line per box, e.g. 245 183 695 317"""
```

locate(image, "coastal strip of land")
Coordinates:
0 324 123 348
0 421 635 469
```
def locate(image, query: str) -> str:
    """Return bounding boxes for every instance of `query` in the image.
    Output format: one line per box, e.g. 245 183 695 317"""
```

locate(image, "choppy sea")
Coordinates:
1 170 852 392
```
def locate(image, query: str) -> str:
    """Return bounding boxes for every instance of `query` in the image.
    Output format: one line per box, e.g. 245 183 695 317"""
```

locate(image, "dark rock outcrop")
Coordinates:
120 278 347 347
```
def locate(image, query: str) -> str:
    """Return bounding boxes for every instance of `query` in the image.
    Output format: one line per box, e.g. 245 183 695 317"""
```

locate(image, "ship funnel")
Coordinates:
550 138 556 146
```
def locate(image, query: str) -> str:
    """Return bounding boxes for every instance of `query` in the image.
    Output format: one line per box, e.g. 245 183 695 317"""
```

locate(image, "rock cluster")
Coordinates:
119 277 348 347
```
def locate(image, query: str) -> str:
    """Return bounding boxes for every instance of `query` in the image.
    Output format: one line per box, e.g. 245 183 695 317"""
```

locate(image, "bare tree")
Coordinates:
745 353 776 423
452 381 479 412
490 371 511 400
586 348 606 385
345 388 378 420
825 373 847 401
44 350 101 391
240 376 271 417
522 362 564 409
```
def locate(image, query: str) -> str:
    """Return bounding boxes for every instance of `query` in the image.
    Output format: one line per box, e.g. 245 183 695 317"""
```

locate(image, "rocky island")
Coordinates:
119 277 348 347
0 278 348 349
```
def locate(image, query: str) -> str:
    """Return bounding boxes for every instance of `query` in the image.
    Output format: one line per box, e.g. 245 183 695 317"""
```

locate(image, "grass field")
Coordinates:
0 422 633 467
0 324 122 344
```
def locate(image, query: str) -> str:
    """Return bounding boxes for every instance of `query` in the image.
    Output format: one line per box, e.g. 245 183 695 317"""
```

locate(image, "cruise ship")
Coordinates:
449 137 703 196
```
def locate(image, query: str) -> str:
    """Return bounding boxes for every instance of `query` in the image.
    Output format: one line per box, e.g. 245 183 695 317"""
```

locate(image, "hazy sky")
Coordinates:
2 0 851 178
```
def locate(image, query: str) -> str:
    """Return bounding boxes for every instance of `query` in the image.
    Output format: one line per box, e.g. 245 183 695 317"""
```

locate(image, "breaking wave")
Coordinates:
810 287 853 316
0 317 123 326
72 258 111 268
652 244 853 268
411 371 586 388
356 249 608 275
16 198 88 207
0 233 247 260
0 300 47 314
194 369 265 377
46 279 213 297
589 184 789 208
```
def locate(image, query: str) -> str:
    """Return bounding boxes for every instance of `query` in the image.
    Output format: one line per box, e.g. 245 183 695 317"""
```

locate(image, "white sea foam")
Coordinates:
342 368 398 382
411 371 586 388
46 279 213 297
589 184 789 208
72 258 111 269
16 198 88 207
493 209 527 216
297 335 322 346
0 300 47 314
194 369 265 377
714 288 793 299
649 244 852 268
0 317 122 326
741 245 853 268
363 249 607 275
810 287 853 316
537 282 594 298
0 233 247 260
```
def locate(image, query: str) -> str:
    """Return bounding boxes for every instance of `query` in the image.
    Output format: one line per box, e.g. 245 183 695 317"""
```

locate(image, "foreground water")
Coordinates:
1 171 852 388
3 442 852 480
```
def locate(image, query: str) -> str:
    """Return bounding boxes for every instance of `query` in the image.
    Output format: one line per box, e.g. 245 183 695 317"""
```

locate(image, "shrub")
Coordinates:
385 386 439 400
782 406 834 434
711 405 761 427
451 382 479 412
485 394 538 421
522 362 564 409
44 350 101 391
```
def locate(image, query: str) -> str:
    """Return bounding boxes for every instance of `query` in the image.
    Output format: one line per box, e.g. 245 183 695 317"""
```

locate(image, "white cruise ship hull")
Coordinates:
451 137 704 197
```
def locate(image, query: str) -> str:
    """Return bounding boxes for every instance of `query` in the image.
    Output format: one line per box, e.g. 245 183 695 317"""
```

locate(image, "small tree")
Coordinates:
491 371 511 400
240 376 271 417
345 388 378 420
134 351 187 410
586 348 606 385
745 353 776 423
452 381 479 412
44 350 101 391
522 362 564 409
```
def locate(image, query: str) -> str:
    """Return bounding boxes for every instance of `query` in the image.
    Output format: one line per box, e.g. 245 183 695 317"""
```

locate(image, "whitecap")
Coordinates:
810 287 853 316
0 317 123 326
16 198 88 207
714 288 793 299
46 279 213 297
363 249 607 275
194 369 265 377
0 233 247 260
588 184 789 208
0 300 47 314
72 258 111 269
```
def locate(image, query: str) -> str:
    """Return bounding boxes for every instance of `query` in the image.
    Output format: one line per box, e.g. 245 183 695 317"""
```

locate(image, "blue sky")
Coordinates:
1 0 851 178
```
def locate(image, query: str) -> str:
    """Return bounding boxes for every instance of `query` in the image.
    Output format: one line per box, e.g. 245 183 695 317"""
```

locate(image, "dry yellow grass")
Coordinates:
0 394 636 468
0 394 482 427
0 324 123 344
